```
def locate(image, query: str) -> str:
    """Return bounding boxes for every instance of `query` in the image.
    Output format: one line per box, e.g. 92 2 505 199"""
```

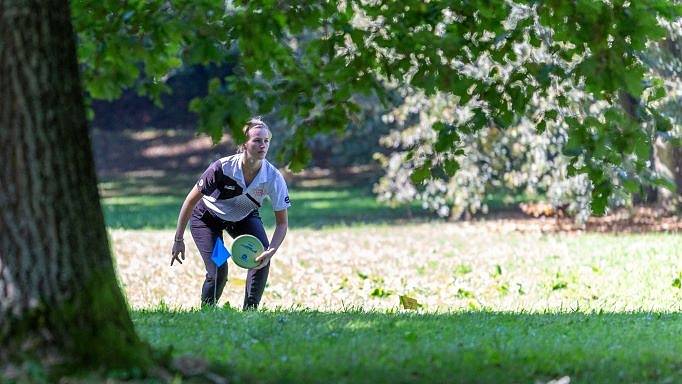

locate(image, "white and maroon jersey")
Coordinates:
196 154 291 222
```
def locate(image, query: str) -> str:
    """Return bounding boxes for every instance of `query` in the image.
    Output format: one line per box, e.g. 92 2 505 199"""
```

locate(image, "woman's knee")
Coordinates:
204 264 228 282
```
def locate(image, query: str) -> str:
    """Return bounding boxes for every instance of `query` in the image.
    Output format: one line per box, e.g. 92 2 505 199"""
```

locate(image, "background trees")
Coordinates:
76 1 682 213
376 19 682 222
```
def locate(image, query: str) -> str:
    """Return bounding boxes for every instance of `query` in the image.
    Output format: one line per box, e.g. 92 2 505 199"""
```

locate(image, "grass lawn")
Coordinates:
114 230 682 384
101 179 682 383
133 308 682 383
101 185 431 229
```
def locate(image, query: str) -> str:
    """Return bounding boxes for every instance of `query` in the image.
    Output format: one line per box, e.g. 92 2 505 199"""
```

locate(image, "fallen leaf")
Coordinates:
400 295 420 310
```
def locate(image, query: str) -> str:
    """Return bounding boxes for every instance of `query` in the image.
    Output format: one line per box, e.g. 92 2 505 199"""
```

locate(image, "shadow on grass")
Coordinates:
101 176 682 233
132 308 682 384
101 183 434 230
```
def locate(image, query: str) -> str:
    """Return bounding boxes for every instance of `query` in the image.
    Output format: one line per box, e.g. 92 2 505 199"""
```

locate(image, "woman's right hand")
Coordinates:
171 239 185 266
171 185 203 266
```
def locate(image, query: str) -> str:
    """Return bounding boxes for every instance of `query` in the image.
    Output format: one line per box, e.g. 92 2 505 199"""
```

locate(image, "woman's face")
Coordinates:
244 127 271 161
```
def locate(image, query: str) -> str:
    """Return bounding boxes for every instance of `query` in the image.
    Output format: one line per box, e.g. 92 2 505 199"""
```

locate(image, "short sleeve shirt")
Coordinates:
196 154 291 222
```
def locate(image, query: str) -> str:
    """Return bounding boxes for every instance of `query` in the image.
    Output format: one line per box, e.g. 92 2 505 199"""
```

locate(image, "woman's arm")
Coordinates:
170 185 204 266
268 209 288 251
254 209 288 269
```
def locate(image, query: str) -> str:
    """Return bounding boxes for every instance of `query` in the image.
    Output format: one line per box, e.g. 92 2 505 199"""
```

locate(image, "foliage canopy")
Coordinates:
376 19 682 221
72 0 682 213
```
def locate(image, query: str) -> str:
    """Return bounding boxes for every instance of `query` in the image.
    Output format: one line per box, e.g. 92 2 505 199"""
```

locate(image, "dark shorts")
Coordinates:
190 199 270 309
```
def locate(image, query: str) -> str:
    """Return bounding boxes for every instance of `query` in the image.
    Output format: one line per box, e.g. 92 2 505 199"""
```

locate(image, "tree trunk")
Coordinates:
0 0 151 373
654 137 682 208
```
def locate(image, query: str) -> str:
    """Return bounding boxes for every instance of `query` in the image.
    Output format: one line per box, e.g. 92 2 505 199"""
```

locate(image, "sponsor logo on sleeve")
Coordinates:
285 196 290 204
198 179 204 187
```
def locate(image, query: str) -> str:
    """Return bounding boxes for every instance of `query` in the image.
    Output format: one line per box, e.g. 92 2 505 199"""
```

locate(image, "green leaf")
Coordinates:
509 86 529 112
529 33 541 48
545 109 558 120
433 122 447 132
649 84 667 103
286 138 312 173
563 135 583 157
623 67 645 96
537 120 547 133
435 126 460 153
566 158 582 177
410 164 431 184
468 109 488 132
208 78 222 93
655 113 673 132
443 158 459 177
634 139 651 161
651 176 676 192
370 288 391 298
188 98 202 113
590 182 611 216
622 178 639 194
552 281 568 290
454 264 472 276
493 108 514 128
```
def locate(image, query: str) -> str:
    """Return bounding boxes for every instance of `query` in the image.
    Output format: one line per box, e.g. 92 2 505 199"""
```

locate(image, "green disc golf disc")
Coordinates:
231 234 264 269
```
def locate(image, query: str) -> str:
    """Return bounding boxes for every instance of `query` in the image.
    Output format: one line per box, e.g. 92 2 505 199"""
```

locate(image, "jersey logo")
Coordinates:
285 196 290 204
198 179 204 187
217 177 243 199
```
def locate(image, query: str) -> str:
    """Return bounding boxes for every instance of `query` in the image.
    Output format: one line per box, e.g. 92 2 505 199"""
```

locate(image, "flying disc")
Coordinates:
231 234 265 269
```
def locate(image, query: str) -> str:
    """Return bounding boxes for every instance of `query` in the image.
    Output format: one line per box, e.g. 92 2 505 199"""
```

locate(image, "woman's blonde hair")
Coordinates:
238 117 271 153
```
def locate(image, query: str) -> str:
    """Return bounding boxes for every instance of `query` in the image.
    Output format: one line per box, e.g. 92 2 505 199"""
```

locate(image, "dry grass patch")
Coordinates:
112 221 682 312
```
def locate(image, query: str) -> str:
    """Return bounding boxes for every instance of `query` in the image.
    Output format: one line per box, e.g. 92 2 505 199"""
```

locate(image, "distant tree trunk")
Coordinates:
0 0 151 373
652 33 682 208
654 137 682 208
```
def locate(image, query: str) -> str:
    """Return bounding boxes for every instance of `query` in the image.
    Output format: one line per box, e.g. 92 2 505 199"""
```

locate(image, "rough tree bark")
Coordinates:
0 0 151 374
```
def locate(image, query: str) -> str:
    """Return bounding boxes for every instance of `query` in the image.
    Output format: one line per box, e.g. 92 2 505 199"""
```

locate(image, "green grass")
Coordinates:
101 185 431 229
133 308 682 383
103 178 682 382
124 230 682 383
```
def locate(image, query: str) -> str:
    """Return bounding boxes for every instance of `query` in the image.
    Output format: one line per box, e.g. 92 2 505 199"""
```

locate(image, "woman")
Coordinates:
170 117 290 310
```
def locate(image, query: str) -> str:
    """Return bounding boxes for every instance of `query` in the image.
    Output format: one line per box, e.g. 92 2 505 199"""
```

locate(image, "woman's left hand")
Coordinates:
254 248 276 270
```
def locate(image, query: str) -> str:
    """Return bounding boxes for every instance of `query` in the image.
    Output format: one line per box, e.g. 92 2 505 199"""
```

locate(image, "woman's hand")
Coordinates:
171 186 203 266
171 239 185 266
254 248 276 270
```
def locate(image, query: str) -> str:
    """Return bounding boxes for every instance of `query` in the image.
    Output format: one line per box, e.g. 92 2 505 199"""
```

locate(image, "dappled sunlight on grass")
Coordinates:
105 179 682 383
113 222 682 314
102 186 430 229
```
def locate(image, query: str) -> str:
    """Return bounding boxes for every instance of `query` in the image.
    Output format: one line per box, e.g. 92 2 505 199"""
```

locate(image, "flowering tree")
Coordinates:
375 4 682 220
